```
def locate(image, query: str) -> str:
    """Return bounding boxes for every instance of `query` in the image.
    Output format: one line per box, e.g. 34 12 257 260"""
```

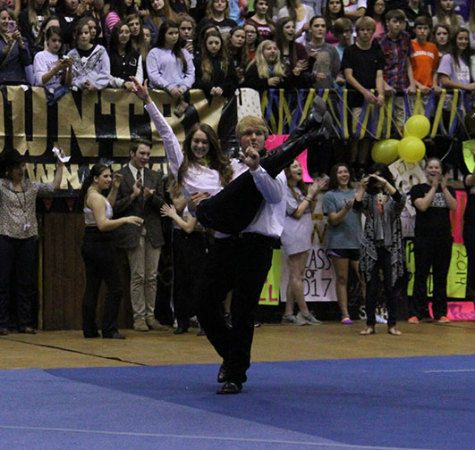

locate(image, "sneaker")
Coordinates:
189 316 200 328
375 312 387 324
438 316 450 323
341 315 353 325
133 318 149 332
297 311 322 325
407 316 419 324
281 314 306 326
146 317 168 331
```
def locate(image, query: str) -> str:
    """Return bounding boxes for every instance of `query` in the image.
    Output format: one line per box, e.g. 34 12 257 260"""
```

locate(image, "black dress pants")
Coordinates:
463 224 475 297
172 229 210 329
0 235 37 330
197 234 275 383
365 247 398 328
81 228 123 337
412 235 452 320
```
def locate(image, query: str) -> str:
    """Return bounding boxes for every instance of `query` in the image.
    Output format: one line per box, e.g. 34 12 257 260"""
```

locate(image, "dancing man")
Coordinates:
130 77 333 393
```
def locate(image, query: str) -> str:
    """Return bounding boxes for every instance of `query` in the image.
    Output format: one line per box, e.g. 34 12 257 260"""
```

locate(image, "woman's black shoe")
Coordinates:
173 326 188 335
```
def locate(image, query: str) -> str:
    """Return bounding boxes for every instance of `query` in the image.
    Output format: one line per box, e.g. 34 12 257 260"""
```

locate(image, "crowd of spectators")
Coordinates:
0 0 472 97
0 0 472 172
0 0 474 336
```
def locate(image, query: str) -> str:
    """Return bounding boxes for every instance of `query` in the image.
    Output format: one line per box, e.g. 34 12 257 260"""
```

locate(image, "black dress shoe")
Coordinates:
102 331 126 339
173 326 188 335
216 381 242 395
217 364 228 383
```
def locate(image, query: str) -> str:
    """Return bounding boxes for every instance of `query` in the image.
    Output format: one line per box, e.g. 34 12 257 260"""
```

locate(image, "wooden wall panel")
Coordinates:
42 213 133 330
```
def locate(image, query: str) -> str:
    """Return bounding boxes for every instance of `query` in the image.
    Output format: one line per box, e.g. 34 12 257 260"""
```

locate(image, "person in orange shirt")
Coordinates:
410 15 440 94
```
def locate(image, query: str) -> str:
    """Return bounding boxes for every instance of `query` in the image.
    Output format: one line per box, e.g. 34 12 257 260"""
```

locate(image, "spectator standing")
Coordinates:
408 157 457 324
32 16 61 56
226 25 249 86
104 0 135 44
410 15 440 95
246 0 275 41
333 17 353 60
437 27 474 94
18 0 50 53
342 16 384 170
243 21 261 60
354 163 406 336
33 26 73 102
275 0 314 38
67 17 110 91
0 8 32 84
193 29 238 98
127 14 149 62
274 17 309 82
323 162 364 325
305 15 342 88
323 0 345 45
0 148 63 335
197 0 238 36
403 0 431 37
432 23 451 57
343 0 366 22
177 12 196 55
281 160 327 325
56 0 82 47
108 21 143 89
146 20 194 116
113 139 166 332
244 39 290 91
142 0 178 46
463 144 475 304
375 9 417 133
369 0 385 38
432 0 465 34
80 163 143 339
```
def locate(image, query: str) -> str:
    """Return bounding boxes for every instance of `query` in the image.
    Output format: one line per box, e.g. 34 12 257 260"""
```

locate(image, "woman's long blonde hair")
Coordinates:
250 39 286 79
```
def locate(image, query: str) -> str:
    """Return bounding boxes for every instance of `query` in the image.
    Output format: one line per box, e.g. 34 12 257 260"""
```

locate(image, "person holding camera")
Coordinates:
0 7 32 84
353 163 406 336
408 157 457 324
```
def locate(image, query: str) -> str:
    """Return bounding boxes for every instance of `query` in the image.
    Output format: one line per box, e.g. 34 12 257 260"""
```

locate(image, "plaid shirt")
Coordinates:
376 31 412 90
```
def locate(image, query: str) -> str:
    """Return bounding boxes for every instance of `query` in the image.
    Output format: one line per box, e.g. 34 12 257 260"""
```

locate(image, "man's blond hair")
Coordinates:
235 116 269 142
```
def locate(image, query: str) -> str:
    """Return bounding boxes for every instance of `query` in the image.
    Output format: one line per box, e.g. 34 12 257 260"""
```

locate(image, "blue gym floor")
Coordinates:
0 355 473 449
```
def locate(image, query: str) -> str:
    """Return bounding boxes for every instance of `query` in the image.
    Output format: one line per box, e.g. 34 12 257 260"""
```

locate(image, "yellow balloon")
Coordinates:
398 136 426 163
404 115 431 139
371 139 399 164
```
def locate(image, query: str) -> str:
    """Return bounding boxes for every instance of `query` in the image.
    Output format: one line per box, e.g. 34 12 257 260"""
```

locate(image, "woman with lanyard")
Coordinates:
0 148 63 335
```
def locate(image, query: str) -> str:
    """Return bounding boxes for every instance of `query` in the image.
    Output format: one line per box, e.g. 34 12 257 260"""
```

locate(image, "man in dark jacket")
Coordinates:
114 139 166 332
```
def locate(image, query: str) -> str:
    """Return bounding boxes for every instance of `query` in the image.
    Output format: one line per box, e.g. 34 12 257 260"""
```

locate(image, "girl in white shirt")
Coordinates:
33 26 72 102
